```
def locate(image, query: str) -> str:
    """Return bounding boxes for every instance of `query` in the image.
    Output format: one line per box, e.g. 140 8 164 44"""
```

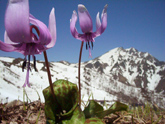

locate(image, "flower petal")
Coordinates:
70 10 84 41
94 4 108 37
46 8 56 49
96 12 101 30
78 4 93 33
4 31 17 44
29 14 51 45
14 43 27 55
5 0 31 43
0 40 16 52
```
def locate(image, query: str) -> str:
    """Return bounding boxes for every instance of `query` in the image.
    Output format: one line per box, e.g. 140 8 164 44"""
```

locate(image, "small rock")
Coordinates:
30 105 35 110
9 122 18 124
163 114 165 119
5 100 23 108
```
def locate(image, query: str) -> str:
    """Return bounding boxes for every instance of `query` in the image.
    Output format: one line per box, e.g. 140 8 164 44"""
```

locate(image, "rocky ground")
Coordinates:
0 100 164 124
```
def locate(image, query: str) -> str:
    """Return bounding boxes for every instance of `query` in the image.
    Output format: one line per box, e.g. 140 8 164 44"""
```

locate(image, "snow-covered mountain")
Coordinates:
0 47 164 108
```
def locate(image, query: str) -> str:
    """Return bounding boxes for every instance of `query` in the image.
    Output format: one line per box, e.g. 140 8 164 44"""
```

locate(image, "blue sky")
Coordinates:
0 0 164 63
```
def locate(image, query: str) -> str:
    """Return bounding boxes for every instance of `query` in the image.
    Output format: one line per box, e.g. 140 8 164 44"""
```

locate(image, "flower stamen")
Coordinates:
91 41 93 50
33 56 38 72
86 42 88 50
88 41 90 48
22 58 27 72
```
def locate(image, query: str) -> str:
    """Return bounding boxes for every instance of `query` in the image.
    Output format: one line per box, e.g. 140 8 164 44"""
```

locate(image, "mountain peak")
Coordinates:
98 47 139 64
126 47 138 54
110 47 125 53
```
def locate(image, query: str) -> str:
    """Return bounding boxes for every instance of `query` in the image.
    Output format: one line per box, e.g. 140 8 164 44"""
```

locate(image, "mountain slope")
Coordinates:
0 47 164 108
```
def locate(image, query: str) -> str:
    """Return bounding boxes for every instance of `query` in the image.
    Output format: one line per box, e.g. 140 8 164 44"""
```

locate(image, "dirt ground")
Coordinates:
0 100 164 124
0 100 45 124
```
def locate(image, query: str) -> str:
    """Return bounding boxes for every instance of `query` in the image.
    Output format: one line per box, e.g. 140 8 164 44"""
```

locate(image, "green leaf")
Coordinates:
61 106 85 124
96 101 128 119
83 100 128 119
83 100 103 118
84 117 104 124
43 79 79 123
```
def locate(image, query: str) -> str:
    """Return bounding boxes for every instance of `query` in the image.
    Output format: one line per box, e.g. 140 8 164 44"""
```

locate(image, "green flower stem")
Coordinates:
78 41 84 107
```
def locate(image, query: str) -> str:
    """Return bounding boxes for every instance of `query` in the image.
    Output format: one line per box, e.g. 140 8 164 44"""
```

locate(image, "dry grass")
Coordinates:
103 102 165 124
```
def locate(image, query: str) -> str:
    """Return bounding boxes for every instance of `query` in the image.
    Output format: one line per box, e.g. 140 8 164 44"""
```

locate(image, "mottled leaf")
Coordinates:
43 79 79 123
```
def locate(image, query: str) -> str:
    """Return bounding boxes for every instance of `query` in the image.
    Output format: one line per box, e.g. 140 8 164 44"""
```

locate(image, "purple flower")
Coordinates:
0 0 56 87
70 4 108 57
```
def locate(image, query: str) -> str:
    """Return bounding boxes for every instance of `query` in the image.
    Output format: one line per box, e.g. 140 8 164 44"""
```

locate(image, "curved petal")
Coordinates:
4 31 18 44
29 14 51 45
96 12 101 30
101 4 108 20
70 10 84 41
5 0 31 43
0 40 16 52
14 43 27 55
0 40 35 55
94 4 108 37
46 8 56 49
78 4 93 33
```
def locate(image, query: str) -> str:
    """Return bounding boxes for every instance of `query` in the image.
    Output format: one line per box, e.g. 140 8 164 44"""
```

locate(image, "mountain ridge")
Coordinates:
0 47 164 108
